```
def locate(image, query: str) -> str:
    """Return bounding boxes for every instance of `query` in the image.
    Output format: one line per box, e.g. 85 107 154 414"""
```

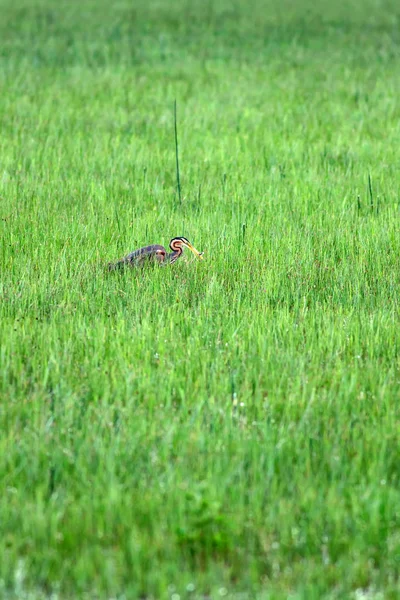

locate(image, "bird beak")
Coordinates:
183 240 204 260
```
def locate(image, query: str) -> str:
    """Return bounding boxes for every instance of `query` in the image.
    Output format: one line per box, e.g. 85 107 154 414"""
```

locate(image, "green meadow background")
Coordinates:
1 0 400 597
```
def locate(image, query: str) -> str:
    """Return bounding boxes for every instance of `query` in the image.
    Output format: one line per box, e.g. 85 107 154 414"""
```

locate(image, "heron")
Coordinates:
108 236 204 271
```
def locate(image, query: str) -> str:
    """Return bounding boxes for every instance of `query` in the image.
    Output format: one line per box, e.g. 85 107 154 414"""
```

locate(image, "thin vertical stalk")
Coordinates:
174 99 182 204
368 173 374 213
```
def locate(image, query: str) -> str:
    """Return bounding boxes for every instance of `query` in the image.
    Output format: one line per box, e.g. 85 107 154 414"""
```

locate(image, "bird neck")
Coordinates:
166 248 182 264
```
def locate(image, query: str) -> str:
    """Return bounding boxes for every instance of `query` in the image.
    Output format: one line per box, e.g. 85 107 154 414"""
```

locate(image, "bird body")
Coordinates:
108 237 203 271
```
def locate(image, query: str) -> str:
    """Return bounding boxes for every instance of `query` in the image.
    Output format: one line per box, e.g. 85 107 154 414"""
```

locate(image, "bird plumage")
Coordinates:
108 237 203 271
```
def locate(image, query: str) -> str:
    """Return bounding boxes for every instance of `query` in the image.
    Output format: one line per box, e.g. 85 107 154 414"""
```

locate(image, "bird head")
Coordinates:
170 237 204 260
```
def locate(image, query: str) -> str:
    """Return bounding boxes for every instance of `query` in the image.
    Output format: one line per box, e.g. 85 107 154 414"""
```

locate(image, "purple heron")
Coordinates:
108 236 204 270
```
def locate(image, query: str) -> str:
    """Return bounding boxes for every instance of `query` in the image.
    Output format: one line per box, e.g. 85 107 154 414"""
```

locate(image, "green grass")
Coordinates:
2 0 400 597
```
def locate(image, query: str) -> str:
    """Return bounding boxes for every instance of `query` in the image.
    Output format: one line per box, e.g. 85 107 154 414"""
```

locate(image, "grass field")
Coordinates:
2 0 400 597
